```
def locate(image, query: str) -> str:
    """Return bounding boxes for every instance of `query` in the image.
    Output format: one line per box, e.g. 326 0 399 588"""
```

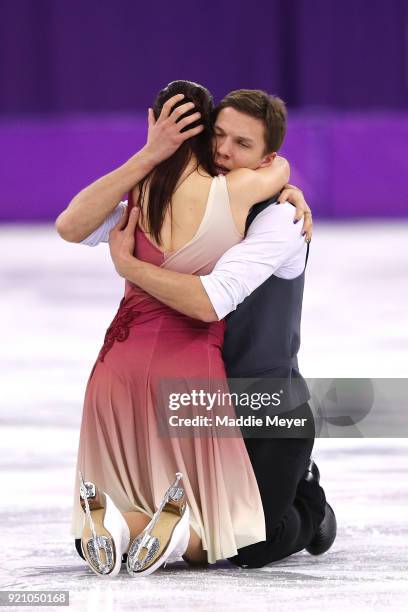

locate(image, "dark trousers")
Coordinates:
227 402 326 568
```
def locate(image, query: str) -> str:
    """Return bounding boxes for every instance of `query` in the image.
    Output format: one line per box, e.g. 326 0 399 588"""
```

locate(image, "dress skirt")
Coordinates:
70 290 266 564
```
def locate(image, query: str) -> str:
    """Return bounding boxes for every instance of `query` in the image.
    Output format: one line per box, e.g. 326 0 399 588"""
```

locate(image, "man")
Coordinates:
57 88 336 568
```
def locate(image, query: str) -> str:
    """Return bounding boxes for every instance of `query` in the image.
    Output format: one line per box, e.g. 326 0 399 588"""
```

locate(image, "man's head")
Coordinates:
212 89 287 173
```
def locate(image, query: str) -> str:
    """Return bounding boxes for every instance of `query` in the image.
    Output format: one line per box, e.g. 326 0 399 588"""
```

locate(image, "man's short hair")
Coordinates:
215 89 287 154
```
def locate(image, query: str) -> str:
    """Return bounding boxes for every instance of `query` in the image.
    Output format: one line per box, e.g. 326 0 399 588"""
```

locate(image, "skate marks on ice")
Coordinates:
1 417 407 609
0 224 407 611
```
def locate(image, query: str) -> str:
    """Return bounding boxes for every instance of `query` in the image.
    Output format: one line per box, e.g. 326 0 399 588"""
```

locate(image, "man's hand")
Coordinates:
108 206 141 278
107 206 216 321
143 93 204 166
278 183 313 242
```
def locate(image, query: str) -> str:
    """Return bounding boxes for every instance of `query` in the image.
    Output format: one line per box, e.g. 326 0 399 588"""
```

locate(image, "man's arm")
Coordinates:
109 199 306 322
79 200 128 246
55 94 204 243
122 257 217 322
199 203 306 319
107 207 217 321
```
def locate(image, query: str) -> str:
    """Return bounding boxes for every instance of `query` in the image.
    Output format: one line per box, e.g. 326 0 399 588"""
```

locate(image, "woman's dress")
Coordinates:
70 175 266 563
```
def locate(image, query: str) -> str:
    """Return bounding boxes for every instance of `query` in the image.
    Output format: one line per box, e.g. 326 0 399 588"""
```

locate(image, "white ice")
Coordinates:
0 222 407 611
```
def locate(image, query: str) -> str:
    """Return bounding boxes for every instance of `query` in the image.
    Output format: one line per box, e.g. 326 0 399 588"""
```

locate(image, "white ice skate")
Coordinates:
78 471 130 577
126 472 190 577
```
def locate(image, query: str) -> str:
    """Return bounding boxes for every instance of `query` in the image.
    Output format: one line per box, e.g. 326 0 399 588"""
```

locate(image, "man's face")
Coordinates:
213 106 275 174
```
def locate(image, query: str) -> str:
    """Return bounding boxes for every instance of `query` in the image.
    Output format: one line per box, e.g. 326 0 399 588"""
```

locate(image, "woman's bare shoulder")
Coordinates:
224 169 257 212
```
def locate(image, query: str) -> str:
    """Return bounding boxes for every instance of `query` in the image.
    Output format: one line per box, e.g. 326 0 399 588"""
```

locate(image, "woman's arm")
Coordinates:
225 156 290 212
79 200 128 247
55 94 203 243
55 150 156 243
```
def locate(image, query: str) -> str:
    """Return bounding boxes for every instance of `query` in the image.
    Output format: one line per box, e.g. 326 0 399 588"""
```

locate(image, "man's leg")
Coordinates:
228 402 326 568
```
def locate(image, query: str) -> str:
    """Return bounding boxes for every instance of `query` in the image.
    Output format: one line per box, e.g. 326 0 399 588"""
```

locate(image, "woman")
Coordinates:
67 80 294 576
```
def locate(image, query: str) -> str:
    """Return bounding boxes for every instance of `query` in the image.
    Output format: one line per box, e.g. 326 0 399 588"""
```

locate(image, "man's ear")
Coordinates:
259 151 277 168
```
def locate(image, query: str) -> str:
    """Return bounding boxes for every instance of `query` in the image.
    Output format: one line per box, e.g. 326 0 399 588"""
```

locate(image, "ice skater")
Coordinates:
103 87 337 569
56 81 335 576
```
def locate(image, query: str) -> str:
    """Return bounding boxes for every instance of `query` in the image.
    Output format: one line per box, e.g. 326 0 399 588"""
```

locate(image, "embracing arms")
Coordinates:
55 150 155 243
226 158 290 212
55 94 204 243
108 200 307 322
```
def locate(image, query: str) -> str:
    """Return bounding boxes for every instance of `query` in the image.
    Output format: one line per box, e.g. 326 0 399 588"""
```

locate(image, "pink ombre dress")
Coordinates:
70 175 266 563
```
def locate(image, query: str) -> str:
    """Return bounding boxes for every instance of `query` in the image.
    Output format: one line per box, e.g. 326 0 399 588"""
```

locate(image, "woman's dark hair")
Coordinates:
134 80 217 246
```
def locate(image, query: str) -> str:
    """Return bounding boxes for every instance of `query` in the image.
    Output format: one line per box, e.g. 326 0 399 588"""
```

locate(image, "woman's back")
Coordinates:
132 164 244 276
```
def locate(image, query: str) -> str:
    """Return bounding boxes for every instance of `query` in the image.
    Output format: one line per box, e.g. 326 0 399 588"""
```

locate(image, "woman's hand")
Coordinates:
143 94 204 166
278 184 313 242
108 207 141 277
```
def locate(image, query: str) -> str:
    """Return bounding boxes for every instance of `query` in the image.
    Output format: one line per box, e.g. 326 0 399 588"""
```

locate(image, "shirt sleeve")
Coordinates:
79 200 128 246
199 203 306 320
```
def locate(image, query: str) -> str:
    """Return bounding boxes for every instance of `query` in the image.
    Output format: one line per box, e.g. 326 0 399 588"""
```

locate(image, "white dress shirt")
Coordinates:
200 203 307 319
80 201 307 321
80 201 128 247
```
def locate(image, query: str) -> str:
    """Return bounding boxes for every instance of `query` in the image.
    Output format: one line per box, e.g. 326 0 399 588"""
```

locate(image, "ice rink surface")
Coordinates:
0 221 407 611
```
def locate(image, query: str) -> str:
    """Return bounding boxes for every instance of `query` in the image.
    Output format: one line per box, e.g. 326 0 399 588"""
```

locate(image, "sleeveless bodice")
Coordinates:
124 174 242 300
136 175 241 271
